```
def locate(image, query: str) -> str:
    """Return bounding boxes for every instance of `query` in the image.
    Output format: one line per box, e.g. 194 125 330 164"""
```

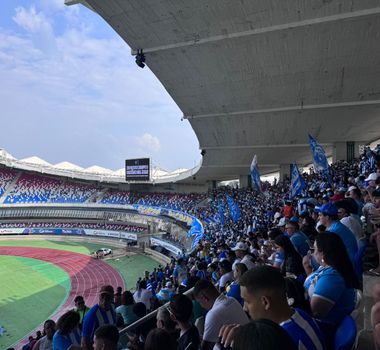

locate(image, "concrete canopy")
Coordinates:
67 0 380 182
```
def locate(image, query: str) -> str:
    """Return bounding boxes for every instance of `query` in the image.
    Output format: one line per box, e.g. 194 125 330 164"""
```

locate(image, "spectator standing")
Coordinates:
115 291 138 327
73 296 89 330
32 320 55 350
81 285 116 350
168 294 200 350
53 311 81 350
317 202 358 262
133 280 153 311
193 280 249 350
231 242 255 270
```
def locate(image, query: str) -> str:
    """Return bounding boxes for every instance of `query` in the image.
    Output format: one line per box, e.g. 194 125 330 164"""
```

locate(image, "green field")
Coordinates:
0 239 159 349
0 256 70 349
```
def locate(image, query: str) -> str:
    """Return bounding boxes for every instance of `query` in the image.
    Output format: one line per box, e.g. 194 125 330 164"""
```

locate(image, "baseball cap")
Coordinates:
347 186 357 192
365 173 378 181
99 285 114 295
231 242 248 251
315 202 338 216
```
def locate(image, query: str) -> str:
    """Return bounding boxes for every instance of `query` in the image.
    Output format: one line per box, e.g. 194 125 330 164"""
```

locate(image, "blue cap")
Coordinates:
289 216 299 223
315 202 338 216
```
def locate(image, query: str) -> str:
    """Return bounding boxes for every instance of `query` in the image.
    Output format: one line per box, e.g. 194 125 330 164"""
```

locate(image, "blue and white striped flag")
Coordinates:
290 163 305 198
367 148 376 172
308 134 329 173
250 155 261 192
226 194 241 222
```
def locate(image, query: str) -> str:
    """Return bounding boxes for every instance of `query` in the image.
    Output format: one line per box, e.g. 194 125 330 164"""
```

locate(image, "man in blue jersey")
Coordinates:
219 266 326 350
285 220 311 257
81 285 116 350
317 202 358 262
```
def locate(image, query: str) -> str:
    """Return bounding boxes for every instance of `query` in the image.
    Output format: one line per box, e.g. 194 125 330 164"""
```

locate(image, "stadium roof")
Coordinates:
0 148 195 183
66 0 380 182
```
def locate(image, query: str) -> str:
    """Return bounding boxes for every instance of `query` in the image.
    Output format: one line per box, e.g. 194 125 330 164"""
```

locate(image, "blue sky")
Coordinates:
0 0 200 171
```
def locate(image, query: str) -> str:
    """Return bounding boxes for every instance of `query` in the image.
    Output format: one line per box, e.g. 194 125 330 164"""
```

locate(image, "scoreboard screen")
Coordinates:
125 158 150 181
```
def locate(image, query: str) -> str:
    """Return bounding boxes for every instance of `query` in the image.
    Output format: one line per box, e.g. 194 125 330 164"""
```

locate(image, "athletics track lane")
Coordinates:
0 246 125 348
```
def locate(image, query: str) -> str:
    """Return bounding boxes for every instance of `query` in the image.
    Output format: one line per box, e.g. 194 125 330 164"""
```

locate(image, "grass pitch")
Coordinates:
0 238 159 349
0 256 70 349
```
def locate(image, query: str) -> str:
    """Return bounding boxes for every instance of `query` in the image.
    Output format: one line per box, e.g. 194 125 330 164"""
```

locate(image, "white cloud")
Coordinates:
0 1 199 171
137 133 161 153
13 6 57 55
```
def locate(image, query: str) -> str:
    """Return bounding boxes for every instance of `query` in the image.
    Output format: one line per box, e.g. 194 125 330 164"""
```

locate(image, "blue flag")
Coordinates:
308 134 329 173
226 194 241 222
290 163 305 198
250 155 261 192
217 198 225 227
367 148 376 172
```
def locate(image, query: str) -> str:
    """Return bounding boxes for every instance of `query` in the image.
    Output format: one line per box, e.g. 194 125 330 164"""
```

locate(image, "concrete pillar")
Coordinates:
354 141 367 159
333 141 366 162
333 142 347 162
239 175 249 188
279 164 291 182
207 181 217 190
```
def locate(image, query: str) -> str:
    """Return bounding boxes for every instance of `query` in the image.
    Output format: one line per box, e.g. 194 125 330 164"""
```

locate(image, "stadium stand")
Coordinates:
0 222 145 232
3 144 380 349
0 168 18 197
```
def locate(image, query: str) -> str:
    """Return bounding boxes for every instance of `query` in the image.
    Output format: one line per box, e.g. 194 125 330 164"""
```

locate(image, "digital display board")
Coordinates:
125 158 150 181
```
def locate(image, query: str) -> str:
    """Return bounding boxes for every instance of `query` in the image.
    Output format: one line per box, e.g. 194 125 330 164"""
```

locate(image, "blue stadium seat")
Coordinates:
335 315 357 350
354 239 366 281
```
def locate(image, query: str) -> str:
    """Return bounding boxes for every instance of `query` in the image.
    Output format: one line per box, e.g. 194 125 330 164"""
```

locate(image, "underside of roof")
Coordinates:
67 0 380 181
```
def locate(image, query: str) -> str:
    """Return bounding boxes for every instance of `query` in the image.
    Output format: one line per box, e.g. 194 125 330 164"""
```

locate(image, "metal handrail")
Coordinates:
118 287 194 346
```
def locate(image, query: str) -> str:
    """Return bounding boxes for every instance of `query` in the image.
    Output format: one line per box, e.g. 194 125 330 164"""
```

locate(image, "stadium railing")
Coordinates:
118 287 194 347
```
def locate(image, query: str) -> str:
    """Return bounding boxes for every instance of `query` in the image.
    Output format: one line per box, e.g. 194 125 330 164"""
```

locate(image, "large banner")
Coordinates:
150 237 183 256
133 204 204 250
84 230 137 241
0 228 25 234
22 228 84 235
0 227 137 240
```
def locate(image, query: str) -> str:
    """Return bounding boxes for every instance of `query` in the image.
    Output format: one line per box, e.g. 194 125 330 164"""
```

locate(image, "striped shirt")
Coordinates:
280 308 326 350
82 304 116 343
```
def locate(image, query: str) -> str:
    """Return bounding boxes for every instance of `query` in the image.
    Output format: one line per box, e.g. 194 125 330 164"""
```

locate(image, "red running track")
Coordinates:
0 246 125 348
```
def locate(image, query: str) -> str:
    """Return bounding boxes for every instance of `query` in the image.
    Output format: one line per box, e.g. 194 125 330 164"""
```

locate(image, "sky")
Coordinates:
0 0 200 172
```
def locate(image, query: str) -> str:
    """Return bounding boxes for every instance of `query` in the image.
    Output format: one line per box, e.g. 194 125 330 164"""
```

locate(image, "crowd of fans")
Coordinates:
5 144 380 350
0 222 145 232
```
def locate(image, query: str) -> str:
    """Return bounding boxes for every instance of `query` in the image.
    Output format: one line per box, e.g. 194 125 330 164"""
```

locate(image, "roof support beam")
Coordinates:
201 144 332 150
184 99 380 120
132 7 380 54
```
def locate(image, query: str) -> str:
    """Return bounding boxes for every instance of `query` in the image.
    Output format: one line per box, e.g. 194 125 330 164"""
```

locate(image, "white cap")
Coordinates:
231 242 248 251
276 217 287 227
347 186 357 192
365 173 378 181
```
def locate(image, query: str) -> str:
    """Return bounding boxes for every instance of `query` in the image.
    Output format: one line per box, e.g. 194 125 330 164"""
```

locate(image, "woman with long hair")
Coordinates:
304 232 360 343
52 310 81 350
274 234 304 279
